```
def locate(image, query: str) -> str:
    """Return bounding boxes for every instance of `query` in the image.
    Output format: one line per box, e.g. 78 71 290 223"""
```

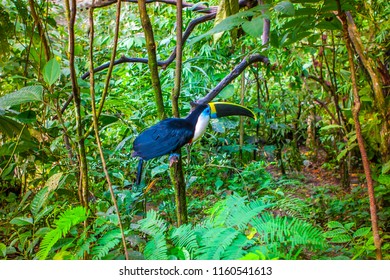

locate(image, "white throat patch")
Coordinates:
192 113 210 143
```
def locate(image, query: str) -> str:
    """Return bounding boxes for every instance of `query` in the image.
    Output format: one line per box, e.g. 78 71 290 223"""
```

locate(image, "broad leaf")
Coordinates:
30 187 49 217
218 84 235 99
274 1 295 16
10 216 34 226
43 58 61 86
242 16 264 38
0 86 43 108
353 227 371 238
151 164 169 178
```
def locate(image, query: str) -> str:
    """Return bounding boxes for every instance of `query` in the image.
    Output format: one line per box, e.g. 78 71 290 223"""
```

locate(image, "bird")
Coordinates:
132 102 256 185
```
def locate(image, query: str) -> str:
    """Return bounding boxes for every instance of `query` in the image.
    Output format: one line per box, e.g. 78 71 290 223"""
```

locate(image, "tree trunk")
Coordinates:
137 0 166 120
345 12 389 163
338 3 382 259
65 0 89 209
170 0 188 226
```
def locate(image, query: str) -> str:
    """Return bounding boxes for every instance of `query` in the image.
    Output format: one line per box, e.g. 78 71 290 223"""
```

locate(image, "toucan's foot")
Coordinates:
169 153 180 167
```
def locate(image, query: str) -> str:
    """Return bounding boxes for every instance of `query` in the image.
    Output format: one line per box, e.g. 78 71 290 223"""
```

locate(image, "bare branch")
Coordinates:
80 12 215 79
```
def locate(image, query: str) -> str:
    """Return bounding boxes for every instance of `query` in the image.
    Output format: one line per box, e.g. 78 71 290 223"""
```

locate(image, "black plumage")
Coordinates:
132 104 207 160
132 105 208 185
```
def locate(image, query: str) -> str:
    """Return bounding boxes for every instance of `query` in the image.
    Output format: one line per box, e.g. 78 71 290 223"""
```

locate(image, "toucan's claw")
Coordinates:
169 153 180 167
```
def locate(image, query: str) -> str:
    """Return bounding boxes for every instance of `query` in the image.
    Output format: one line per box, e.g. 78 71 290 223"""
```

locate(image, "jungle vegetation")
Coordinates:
0 0 389 260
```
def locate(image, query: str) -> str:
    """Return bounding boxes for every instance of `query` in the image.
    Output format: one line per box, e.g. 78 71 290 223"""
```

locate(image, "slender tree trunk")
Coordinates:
338 3 382 260
65 0 89 208
344 12 389 163
137 0 166 120
170 0 188 225
88 0 129 260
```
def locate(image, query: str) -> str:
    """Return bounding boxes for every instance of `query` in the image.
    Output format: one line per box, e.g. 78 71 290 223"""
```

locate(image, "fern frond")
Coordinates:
144 232 168 260
222 233 254 260
91 229 122 260
196 227 241 260
252 212 326 259
138 210 167 236
208 194 272 230
37 206 88 260
275 195 311 219
170 224 199 257
36 228 62 260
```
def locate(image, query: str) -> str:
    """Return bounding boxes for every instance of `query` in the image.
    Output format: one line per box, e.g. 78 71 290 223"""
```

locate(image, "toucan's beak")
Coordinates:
208 102 256 120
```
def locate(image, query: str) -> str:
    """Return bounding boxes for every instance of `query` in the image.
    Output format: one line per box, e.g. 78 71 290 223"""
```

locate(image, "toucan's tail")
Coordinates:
136 158 144 185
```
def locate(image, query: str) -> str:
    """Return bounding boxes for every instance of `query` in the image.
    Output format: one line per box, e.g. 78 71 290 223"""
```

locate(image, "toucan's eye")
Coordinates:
204 107 210 115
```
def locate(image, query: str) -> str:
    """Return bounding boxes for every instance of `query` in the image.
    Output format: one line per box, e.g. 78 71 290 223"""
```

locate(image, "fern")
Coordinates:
137 195 326 260
143 232 168 260
170 224 199 257
252 212 326 259
91 229 122 260
208 194 272 230
275 195 311 219
37 206 88 260
196 227 251 260
137 210 169 260
138 210 167 236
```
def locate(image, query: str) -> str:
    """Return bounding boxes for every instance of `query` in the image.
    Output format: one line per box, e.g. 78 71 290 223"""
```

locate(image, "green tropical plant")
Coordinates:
137 194 326 260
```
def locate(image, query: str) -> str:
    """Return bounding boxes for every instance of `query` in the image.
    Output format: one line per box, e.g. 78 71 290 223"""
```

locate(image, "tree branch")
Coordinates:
194 54 269 105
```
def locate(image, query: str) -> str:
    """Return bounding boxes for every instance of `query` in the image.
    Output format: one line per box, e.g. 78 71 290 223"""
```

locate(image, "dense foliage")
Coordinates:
0 0 389 260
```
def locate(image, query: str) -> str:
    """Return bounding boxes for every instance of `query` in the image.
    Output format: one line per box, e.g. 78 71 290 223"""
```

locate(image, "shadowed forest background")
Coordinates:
0 0 389 260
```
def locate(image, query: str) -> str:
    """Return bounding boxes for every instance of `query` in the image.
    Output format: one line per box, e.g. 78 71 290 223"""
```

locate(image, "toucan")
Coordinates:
132 102 256 185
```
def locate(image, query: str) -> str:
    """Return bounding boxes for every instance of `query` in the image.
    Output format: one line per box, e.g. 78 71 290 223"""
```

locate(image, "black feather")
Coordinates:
132 118 195 160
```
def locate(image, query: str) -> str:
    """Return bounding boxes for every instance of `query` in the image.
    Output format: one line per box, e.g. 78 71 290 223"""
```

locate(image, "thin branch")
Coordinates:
83 0 124 139
80 12 215 79
87 1 129 260
82 0 218 14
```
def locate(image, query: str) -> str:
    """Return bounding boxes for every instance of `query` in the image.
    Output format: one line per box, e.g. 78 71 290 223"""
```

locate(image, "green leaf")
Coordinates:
327 221 344 229
377 174 390 186
218 84 235 99
240 252 260 260
215 178 224 188
13 110 37 124
337 144 357 161
320 124 343 131
0 243 7 257
274 1 295 16
30 187 49 217
324 228 348 238
382 160 390 174
0 86 43 108
10 216 34 226
43 58 61 86
242 16 264 38
353 227 371 238
151 164 169 178
330 234 351 243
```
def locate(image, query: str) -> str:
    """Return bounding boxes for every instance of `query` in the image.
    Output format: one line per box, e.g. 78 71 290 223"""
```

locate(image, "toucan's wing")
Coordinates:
132 118 194 160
